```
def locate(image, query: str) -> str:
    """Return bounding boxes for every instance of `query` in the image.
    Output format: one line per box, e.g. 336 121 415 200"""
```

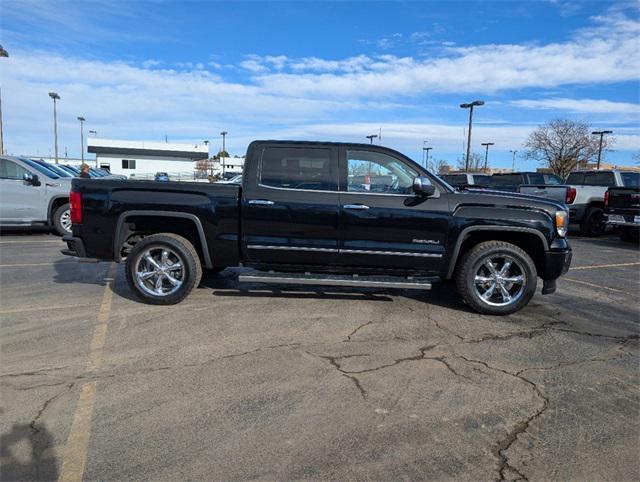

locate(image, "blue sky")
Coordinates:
1 0 639 170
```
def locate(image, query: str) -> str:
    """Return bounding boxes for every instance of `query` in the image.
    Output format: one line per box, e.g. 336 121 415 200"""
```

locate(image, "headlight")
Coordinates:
555 210 568 237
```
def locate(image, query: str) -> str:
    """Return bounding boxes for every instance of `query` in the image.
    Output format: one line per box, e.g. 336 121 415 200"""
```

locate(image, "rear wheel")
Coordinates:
125 233 202 304
53 203 72 236
455 241 537 315
580 207 605 236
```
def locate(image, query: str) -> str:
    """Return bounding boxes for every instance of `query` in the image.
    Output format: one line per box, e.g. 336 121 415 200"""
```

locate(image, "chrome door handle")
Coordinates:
343 204 370 210
248 199 274 206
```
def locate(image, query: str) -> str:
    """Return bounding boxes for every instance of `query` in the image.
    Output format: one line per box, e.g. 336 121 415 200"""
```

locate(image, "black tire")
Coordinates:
52 203 72 236
125 233 202 305
455 241 538 315
580 207 606 237
619 227 639 243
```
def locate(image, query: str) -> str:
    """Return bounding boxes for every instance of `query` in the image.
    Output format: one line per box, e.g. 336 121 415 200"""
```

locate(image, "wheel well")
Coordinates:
451 231 546 278
48 197 69 223
118 216 208 266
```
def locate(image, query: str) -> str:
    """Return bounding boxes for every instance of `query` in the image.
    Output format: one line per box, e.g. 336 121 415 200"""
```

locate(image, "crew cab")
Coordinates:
62 141 572 315
488 172 571 205
565 170 638 236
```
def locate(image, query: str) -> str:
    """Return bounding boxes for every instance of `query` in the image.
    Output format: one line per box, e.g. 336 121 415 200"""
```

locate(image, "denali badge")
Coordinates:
412 239 440 245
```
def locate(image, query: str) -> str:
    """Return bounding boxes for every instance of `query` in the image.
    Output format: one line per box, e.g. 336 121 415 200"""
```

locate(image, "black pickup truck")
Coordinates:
63 141 572 315
605 186 640 242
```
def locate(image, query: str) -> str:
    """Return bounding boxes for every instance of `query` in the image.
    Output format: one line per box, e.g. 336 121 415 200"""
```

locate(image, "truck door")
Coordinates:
0 159 47 224
241 144 340 266
337 147 449 273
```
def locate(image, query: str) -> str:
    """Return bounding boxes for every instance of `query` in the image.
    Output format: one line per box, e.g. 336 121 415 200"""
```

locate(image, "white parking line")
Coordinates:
570 262 640 271
564 277 632 295
0 240 63 244
0 261 77 267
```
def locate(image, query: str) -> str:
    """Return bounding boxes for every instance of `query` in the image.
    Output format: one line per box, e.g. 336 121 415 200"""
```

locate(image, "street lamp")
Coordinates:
481 142 494 172
460 100 485 172
592 130 613 170
0 45 8 155
220 131 228 176
48 92 61 164
423 146 432 170
366 134 378 144
77 117 85 163
510 150 518 172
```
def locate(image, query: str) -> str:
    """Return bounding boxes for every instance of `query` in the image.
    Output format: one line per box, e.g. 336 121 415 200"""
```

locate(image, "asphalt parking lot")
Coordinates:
1 230 638 481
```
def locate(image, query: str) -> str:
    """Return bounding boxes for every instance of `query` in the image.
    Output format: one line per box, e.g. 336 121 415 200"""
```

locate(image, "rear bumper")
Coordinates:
605 214 640 227
61 235 88 258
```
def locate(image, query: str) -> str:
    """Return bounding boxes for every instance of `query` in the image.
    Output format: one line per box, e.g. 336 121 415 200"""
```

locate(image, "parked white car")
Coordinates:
0 156 72 235
565 170 638 236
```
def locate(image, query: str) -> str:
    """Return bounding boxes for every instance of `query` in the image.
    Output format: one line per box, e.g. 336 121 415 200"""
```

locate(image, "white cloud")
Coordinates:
511 98 640 115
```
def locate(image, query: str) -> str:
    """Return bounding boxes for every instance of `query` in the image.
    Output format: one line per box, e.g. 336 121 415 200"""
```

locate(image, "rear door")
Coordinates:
241 143 340 266
337 146 449 272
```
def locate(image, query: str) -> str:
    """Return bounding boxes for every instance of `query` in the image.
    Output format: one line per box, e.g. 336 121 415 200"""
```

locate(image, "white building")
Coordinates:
87 138 209 178
213 157 245 177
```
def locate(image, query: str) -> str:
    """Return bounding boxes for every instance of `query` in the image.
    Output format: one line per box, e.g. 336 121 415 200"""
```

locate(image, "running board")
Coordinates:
238 271 432 290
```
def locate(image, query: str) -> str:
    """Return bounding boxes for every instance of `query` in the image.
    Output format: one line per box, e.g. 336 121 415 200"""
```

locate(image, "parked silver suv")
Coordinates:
0 156 72 235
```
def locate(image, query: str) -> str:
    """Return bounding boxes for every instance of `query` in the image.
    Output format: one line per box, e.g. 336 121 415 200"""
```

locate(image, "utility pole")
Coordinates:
423 146 432 170
510 150 518 172
48 92 61 164
366 134 378 144
481 142 494 172
0 45 8 155
460 100 484 172
77 117 85 163
592 130 613 170
220 131 228 176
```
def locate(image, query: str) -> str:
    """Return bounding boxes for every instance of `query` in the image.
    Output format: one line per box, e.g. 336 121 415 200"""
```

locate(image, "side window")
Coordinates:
621 172 639 188
543 174 563 185
566 172 584 185
122 159 136 169
346 150 418 194
584 171 615 186
260 146 335 191
0 159 29 180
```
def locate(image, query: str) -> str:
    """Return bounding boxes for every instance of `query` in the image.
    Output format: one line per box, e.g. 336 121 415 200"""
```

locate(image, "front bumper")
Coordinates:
543 248 572 281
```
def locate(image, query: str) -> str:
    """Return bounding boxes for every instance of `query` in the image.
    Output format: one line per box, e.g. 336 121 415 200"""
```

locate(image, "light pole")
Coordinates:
0 45 8 155
423 146 432 170
220 131 228 176
77 117 85 163
481 142 494 172
89 130 97 137
592 130 613 170
49 92 61 164
510 150 518 172
366 134 378 144
460 100 484 172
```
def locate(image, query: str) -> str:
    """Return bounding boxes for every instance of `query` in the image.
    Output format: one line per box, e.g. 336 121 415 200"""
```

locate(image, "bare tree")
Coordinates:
456 152 484 172
523 119 614 178
433 159 451 174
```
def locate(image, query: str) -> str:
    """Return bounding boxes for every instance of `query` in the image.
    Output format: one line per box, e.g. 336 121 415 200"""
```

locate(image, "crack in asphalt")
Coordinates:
346 321 374 341
457 355 547 482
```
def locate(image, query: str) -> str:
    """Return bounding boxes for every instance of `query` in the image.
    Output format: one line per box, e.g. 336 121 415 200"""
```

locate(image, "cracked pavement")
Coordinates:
1 232 638 481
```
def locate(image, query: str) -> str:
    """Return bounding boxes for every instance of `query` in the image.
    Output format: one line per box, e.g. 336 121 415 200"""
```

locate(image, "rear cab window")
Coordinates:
584 171 615 187
621 172 639 188
489 174 524 186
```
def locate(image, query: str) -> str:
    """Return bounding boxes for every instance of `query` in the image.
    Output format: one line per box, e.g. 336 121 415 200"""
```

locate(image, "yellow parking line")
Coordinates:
58 263 116 482
564 277 631 295
570 262 640 271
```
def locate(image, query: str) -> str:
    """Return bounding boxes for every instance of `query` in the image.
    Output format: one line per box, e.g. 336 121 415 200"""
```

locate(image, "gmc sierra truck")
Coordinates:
62 141 572 315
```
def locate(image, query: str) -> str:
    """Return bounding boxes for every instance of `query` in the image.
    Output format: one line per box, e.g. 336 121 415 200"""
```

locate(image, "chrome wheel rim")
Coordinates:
473 255 526 307
60 209 72 233
135 246 185 296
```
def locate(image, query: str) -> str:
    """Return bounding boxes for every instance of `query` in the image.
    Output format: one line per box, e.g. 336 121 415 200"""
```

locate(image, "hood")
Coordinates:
452 188 566 215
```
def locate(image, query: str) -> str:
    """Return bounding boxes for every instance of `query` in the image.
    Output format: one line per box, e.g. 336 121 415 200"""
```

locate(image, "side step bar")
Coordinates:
238 271 432 290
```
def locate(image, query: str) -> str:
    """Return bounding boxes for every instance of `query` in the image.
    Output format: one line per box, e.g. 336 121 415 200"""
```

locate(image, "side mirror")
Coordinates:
413 176 435 197
23 172 41 186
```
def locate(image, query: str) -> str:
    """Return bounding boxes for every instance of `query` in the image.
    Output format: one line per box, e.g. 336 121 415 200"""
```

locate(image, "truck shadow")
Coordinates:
52 259 110 287
0 422 58 481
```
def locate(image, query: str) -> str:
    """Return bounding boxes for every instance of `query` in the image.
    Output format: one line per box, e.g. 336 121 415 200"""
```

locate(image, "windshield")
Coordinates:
63 165 80 175
19 158 60 179
621 172 639 188
35 160 73 177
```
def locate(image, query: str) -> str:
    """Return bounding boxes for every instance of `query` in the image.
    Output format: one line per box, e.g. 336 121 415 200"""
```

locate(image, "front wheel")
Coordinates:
455 241 537 315
125 233 202 305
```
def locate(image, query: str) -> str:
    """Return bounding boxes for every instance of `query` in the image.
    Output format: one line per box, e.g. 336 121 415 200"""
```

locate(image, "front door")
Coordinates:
0 159 47 223
241 144 340 266
337 147 450 273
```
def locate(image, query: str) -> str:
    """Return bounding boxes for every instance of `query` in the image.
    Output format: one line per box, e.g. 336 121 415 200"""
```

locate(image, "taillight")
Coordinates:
565 187 577 204
70 191 82 224
604 190 609 208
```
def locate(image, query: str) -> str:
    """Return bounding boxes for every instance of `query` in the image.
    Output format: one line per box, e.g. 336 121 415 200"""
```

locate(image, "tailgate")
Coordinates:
607 187 640 211
518 185 568 203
